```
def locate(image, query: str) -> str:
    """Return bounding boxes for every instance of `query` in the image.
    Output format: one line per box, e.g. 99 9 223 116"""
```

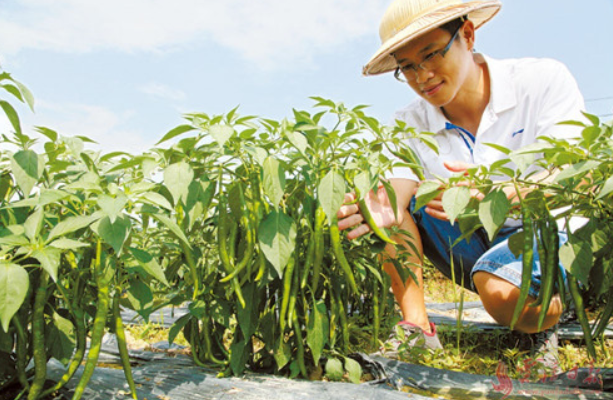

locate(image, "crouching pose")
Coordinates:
337 0 585 367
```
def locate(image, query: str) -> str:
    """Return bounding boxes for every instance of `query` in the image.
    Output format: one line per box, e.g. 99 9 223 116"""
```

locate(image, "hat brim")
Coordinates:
363 0 501 76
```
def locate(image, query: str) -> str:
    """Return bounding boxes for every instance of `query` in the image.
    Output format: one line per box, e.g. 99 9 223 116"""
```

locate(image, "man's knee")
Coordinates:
473 271 562 333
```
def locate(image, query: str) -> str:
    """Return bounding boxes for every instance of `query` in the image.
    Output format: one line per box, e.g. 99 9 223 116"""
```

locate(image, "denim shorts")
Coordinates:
409 198 568 298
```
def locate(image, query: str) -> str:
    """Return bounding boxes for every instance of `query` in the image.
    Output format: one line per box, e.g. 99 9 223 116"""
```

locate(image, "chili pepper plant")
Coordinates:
415 114 613 358
0 68 430 398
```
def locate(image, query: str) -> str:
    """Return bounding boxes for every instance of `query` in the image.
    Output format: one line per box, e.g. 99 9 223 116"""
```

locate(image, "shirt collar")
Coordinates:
421 54 517 133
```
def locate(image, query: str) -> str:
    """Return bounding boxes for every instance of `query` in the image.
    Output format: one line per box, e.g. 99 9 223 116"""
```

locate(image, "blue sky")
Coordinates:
1 0 612 153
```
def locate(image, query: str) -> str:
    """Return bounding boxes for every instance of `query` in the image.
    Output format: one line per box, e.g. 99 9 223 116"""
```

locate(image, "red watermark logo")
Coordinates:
492 360 603 399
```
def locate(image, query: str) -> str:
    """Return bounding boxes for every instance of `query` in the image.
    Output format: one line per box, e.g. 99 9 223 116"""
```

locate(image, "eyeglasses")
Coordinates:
393 24 463 83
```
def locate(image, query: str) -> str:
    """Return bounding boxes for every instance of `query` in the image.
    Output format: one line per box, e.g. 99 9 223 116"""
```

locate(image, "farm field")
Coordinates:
1 70 612 399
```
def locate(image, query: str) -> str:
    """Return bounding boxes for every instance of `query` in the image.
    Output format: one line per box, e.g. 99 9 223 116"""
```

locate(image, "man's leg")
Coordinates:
473 272 563 333
470 231 568 333
382 209 431 332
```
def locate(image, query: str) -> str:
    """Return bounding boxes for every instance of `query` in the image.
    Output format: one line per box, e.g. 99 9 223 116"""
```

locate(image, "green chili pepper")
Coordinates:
218 196 246 307
28 271 48 400
358 197 396 245
336 285 350 354
287 256 300 328
12 317 30 392
568 275 596 358
300 224 316 290
389 147 426 181
279 255 296 332
510 209 534 330
372 279 380 349
534 216 559 331
593 289 613 338
311 207 326 294
72 240 110 400
292 311 308 379
329 219 359 295
113 291 138 399
40 310 86 398
254 250 266 282
219 207 255 283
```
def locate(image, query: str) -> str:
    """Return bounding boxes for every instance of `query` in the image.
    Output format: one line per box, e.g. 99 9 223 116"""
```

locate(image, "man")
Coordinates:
337 0 585 366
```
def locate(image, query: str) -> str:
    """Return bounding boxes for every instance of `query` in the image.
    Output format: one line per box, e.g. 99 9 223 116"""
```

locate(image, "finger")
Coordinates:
470 188 485 201
347 223 371 240
426 199 444 211
337 202 360 219
343 192 356 204
425 207 449 221
444 160 474 174
337 213 364 231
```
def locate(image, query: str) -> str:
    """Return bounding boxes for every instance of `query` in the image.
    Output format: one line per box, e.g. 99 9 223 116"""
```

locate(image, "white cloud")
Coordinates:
140 82 186 102
0 0 387 69
32 100 154 154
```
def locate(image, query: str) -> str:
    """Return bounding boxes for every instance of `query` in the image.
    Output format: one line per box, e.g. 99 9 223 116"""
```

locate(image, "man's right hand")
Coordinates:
336 184 401 240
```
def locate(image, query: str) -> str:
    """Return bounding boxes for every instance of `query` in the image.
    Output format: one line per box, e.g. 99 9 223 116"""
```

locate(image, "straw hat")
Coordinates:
363 0 501 76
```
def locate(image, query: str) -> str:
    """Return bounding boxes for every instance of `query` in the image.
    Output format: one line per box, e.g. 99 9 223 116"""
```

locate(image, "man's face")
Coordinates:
394 23 473 108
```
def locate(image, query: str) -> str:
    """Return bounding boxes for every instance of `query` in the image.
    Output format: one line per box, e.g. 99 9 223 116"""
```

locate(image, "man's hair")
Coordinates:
439 16 467 35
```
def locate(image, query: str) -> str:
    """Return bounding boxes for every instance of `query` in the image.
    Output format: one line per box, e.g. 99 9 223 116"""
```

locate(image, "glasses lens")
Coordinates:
420 52 444 73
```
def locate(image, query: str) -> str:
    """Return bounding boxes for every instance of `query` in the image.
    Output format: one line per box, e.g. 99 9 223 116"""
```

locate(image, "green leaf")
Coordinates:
286 130 309 154
244 146 268 166
38 189 72 207
13 79 35 111
10 150 43 196
24 207 44 240
0 234 29 247
0 173 11 201
306 299 329 365
381 180 399 222
353 171 376 200
0 262 29 333
0 100 21 135
236 283 258 338
129 247 170 287
164 162 194 206
554 160 600 183
507 231 524 259
96 215 131 254
442 186 470 223
35 126 58 142
274 336 292 370
596 176 613 200
509 152 534 175
318 170 346 222
560 236 593 284
581 111 600 127
230 339 249 376
209 124 234 147
48 237 90 250
140 192 174 211
149 213 191 248
483 142 512 155
414 181 441 212
47 312 76 366
479 189 511 241
262 156 285 208
126 279 154 321
168 314 191 346
47 214 100 243
32 247 61 282
155 124 195 145
325 358 344 381
345 357 363 384
258 210 296 277
97 193 128 223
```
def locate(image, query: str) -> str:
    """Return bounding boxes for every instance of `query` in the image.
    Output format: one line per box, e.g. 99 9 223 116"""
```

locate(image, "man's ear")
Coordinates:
462 20 476 51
